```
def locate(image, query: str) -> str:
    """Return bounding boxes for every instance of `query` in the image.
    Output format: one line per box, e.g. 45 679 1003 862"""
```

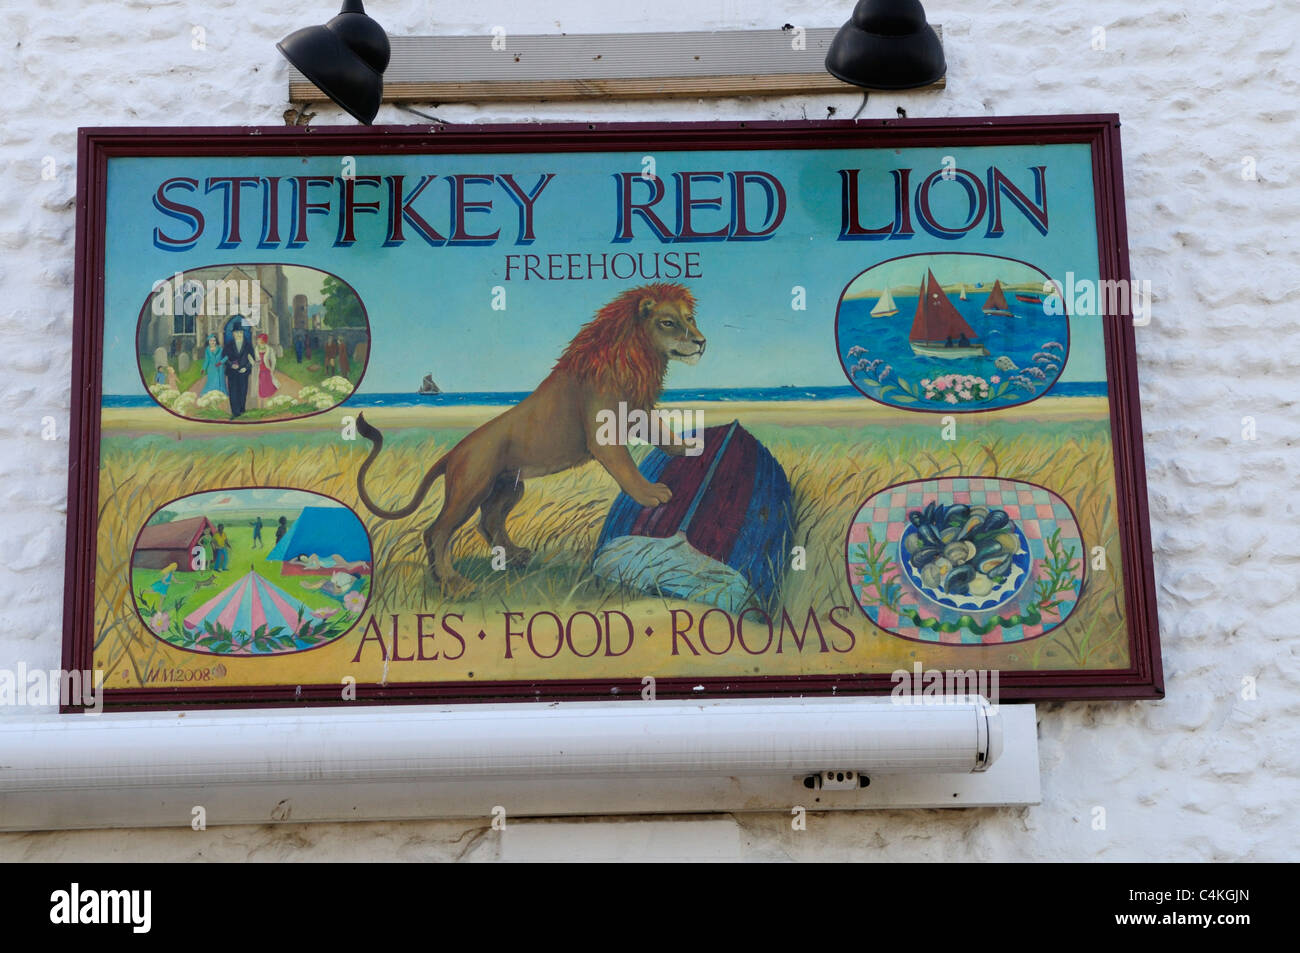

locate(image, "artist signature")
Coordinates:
142 663 228 683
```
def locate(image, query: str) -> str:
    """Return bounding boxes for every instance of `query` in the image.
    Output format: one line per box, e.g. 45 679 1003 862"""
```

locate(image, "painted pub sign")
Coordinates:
64 116 1161 708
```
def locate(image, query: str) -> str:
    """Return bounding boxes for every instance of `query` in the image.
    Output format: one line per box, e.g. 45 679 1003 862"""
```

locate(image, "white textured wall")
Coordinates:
1 0 1297 861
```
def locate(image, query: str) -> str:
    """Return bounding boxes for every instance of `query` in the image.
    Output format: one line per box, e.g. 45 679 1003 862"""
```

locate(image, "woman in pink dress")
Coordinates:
255 334 278 409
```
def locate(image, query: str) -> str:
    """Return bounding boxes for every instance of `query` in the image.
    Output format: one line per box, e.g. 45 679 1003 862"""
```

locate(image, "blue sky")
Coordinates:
165 489 343 516
103 142 1104 394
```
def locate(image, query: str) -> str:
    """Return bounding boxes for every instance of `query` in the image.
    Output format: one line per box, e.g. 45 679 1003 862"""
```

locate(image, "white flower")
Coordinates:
321 375 353 395
196 390 228 409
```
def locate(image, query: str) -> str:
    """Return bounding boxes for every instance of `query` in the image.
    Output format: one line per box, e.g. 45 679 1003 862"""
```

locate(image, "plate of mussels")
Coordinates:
899 501 1032 613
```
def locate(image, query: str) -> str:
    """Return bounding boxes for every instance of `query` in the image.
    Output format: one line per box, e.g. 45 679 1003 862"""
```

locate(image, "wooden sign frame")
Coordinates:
63 116 1162 710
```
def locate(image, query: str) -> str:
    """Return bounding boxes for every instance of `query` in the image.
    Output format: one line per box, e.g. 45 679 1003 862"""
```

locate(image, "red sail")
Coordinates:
909 270 979 343
983 279 1011 313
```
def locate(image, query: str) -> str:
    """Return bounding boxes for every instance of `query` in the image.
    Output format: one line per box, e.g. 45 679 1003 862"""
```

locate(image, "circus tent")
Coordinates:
183 569 323 642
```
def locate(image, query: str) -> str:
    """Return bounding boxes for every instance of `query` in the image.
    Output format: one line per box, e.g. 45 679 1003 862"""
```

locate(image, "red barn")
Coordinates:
133 516 214 572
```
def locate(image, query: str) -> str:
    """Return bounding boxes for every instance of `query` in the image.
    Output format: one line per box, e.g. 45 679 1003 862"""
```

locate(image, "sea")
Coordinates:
836 291 1078 409
102 381 1105 409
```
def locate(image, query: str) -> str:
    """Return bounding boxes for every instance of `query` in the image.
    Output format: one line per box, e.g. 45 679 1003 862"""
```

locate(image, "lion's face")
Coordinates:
641 298 706 365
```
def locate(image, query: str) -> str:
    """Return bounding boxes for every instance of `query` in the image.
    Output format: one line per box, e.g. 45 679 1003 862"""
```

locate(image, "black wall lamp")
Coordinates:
825 0 945 91
277 0 390 124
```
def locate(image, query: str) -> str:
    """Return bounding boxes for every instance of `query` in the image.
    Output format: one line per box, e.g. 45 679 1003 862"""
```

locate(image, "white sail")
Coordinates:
959 284 968 300
870 287 898 317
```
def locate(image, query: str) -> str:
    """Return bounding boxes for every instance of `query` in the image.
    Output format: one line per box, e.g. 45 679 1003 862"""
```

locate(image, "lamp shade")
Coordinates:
824 0 946 91
277 0 390 125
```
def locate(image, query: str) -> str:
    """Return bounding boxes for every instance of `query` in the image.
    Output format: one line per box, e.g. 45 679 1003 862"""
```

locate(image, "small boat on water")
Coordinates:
870 287 898 317
982 279 1014 317
418 373 441 395
1015 293 1044 304
959 284 968 301
910 270 989 359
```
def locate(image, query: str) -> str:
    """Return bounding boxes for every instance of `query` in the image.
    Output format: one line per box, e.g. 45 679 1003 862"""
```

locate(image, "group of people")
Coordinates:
292 330 353 376
196 315 281 418
248 515 289 549
159 316 358 420
198 523 232 572
196 515 288 570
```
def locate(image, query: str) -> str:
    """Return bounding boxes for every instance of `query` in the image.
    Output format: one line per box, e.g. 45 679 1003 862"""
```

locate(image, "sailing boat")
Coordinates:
959 284 968 301
418 373 441 395
982 279 1013 317
870 286 898 317
909 270 989 359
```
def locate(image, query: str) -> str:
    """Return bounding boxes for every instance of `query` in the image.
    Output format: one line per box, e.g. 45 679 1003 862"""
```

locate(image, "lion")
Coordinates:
355 282 706 590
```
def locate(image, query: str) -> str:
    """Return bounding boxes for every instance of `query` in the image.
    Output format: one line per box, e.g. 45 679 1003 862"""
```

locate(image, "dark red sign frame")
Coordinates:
63 116 1162 709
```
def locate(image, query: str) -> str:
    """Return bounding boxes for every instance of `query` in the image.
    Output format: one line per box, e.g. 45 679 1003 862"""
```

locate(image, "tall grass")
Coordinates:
95 412 1128 685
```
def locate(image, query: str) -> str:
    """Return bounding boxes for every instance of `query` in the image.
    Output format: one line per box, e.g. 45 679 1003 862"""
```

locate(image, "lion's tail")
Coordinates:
355 412 449 520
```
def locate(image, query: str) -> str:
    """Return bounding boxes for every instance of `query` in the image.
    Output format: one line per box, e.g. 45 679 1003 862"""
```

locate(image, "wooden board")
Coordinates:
287 28 946 104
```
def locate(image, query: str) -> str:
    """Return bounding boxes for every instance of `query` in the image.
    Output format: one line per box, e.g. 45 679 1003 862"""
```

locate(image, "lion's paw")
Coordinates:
506 546 534 568
427 567 477 597
631 482 673 507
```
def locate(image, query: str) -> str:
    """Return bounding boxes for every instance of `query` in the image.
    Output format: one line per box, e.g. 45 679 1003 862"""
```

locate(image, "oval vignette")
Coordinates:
845 476 1087 646
135 263 370 424
834 252 1071 413
129 487 373 658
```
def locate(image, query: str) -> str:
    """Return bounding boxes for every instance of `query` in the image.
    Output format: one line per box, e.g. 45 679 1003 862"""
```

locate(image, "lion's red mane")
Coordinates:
553 283 697 409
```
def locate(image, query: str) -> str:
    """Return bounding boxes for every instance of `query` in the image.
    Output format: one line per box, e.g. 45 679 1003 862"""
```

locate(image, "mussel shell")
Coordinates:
910 545 943 567
944 563 976 594
919 556 952 590
979 510 1011 534
974 538 1005 563
944 504 970 526
978 554 1013 577
943 540 977 565
917 523 942 547
958 514 985 539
